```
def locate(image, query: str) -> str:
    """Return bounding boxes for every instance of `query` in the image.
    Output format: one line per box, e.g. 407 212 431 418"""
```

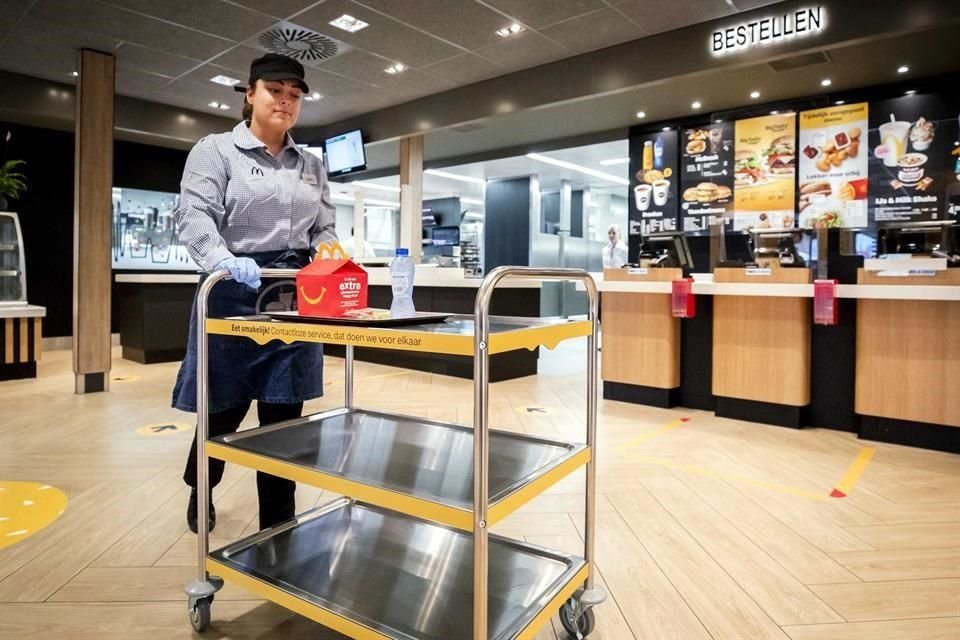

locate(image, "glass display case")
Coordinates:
112 187 199 271
0 211 26 306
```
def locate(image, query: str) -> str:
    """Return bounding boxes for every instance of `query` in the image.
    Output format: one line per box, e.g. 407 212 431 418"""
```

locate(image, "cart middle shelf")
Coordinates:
207 407 590 531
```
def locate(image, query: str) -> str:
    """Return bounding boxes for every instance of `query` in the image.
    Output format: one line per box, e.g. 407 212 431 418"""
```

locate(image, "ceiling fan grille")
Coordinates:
258 27 340 63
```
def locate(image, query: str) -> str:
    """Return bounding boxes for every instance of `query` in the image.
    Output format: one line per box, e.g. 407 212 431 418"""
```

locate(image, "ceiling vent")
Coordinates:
768 50 831 72
257 22 349 64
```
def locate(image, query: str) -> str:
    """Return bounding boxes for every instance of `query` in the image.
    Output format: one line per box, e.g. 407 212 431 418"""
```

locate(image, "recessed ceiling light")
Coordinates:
770 110 779 115
820 78 832 87
304 92 323 102
384 63 406 75
218 104 230 110
208 101 221 108
496 23 524 37
750 90 760 99
526 153 629 186
662 127 671 131
424 169 486 185
599 158 630 166
897 65 910 74
71 71 79 77
835 100 845 105
210 74 241 87
905 89 917 95
635 111 646 119
329 14 369 33
691 101 702 109
715 119 722 124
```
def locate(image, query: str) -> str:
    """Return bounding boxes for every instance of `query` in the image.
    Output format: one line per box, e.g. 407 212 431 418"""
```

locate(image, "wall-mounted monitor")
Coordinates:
432 226 460 247
324 129 366 177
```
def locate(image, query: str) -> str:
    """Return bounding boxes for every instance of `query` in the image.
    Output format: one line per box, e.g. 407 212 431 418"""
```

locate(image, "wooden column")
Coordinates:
399 135 423 263
73 49 115 394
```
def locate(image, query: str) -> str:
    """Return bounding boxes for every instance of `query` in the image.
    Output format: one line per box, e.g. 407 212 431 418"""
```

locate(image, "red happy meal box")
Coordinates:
296 243 368 317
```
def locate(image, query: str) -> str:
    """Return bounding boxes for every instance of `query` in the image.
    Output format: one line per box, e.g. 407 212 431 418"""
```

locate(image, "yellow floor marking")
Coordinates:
0 481 69 549
619 418 687 450
626 453 830 502
831 447 876 498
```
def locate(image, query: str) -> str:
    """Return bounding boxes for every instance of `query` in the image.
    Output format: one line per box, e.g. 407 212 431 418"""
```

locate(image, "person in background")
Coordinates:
602 224 629 269
341 226 376 259
172 53 336 534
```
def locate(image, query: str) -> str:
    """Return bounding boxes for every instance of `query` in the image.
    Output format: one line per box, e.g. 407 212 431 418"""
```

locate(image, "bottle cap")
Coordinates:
395 247 409 256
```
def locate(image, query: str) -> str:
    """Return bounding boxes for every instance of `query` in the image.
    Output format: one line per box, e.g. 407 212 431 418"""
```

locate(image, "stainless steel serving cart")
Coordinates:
185 266 606 640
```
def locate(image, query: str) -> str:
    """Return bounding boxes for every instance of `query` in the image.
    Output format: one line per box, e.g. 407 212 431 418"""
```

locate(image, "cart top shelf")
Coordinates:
205 314 592 355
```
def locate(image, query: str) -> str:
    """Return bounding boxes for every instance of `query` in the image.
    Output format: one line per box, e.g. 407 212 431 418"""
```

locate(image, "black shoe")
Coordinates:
187 488 217 534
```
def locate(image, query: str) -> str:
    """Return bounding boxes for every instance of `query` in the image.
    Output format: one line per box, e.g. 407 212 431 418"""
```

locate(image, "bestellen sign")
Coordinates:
711 6 825 55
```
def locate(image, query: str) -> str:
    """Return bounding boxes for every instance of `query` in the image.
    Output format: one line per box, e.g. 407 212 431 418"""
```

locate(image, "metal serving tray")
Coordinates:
208 500 587 640
207 408 590 530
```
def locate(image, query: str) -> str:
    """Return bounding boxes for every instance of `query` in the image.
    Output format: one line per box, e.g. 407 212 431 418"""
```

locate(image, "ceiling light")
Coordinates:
691 101 702 109
905 89 917 95
351 180 401 193
305 92 323 102
384 63 406 75
460 197 485 206
635 111 646 119
71 71 79 77
897 65 910 74
715 119 723 124
210 74 241 87
496 23 524 37
424 169 486 185
820 78 832 87
218 104 230 110
750 90 760 99
835 100 845 105
208 101 220 108
329 14 369 33
770 110 779 115
599 158 630 166
662 127 671 131
526 153 629 186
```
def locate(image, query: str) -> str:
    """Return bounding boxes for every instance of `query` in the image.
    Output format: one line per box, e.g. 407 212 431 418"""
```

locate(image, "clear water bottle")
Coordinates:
389 247 416 318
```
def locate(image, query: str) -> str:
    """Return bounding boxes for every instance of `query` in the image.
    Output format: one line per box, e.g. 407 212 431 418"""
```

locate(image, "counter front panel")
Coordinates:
712 268 812 408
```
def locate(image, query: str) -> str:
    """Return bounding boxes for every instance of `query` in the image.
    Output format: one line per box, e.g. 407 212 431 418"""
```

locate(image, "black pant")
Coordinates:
183 401 301 530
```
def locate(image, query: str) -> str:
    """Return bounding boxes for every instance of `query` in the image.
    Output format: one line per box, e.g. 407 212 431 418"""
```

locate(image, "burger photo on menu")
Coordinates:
734 150 764 187
733 113 797 230
764 135 796 177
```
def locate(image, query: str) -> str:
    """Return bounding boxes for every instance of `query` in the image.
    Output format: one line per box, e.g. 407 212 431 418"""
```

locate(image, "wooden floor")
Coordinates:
1 343 958 639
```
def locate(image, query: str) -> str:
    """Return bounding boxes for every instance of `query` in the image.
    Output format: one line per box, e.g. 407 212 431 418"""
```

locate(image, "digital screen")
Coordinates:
325 129 366 176
432 226 460 246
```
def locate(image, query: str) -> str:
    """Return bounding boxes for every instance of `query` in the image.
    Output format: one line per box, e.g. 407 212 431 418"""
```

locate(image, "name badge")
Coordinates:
302 173 318 185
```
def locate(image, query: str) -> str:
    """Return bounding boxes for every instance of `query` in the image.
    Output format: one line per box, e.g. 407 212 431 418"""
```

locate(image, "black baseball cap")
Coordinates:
234 53 309 93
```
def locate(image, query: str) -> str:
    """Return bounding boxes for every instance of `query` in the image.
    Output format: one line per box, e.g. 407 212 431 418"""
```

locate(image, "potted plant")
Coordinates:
0 160 26 211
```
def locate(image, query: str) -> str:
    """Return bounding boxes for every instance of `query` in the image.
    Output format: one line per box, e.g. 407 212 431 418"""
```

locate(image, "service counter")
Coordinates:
0 304 45 380
589 269 960 452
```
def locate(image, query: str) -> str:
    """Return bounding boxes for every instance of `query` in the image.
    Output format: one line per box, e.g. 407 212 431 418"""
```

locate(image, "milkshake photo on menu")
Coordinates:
868 92 960 224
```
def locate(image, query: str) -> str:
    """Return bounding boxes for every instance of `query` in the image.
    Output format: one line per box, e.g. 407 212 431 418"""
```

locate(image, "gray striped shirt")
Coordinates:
175 122 337 270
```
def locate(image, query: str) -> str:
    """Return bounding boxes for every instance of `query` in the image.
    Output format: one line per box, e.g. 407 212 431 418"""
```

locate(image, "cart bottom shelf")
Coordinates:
207 500 587 640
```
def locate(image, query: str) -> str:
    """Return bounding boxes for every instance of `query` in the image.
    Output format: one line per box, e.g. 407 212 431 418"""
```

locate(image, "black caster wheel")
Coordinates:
560 598 596 639
189 597 212 632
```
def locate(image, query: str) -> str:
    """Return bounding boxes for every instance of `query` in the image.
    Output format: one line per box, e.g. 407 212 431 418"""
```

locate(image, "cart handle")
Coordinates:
470 266 600 639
